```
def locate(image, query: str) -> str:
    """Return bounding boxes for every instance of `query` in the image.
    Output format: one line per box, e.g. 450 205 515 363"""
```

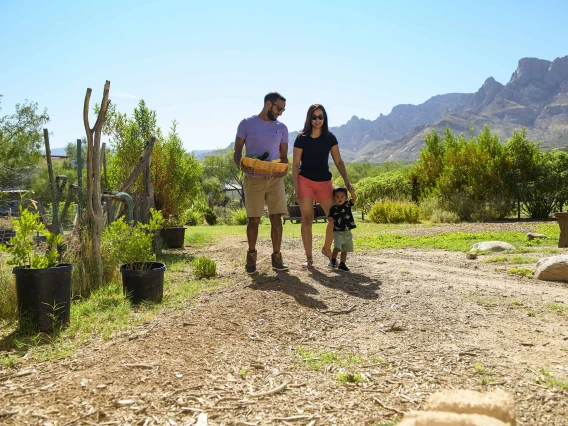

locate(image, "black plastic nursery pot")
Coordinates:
162 227 186 249
120 261 166 304
13 264 73 332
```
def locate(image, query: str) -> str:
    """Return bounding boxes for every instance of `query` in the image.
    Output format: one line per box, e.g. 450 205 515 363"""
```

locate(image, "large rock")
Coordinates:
472 241 516 252
424 389 515 425
397 389 515 426
398 411 509 426
535 254 568 282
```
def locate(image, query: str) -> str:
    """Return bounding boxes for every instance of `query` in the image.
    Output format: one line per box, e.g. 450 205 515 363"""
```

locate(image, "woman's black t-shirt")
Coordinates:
294 132 338 182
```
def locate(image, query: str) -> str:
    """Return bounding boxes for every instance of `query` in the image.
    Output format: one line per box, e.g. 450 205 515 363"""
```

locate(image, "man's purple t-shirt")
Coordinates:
236 115 288 161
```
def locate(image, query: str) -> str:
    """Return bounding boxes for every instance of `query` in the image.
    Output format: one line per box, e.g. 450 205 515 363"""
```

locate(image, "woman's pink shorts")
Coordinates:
298 175 333 203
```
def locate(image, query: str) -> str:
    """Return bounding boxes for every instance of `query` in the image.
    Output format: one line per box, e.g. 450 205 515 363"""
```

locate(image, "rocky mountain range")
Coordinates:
289 55 568 162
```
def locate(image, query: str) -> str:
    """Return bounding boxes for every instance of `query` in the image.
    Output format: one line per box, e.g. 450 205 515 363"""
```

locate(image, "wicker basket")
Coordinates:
240 157 288 176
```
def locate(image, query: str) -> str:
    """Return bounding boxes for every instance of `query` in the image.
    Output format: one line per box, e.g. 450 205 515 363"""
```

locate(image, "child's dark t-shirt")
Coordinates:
329 200 356 231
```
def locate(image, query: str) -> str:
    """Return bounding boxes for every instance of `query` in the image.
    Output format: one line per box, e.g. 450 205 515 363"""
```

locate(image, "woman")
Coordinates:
292 104 356 269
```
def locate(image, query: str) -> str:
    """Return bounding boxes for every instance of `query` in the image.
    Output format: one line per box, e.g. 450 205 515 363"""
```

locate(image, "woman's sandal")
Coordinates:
302 259 314 270
321 246 332 259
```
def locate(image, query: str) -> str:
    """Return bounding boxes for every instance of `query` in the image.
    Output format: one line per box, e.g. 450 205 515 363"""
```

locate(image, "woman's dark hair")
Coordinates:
300 104 329 138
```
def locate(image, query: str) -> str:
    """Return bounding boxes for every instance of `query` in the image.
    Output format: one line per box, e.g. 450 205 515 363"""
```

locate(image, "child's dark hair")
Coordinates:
333 186 348 196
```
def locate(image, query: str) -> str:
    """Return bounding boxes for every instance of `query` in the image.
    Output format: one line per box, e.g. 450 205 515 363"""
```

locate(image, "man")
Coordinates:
234 92 289 274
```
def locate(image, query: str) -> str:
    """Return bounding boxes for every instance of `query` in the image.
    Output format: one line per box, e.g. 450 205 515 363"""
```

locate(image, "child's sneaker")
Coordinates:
338 262 350 272
328 259 337 269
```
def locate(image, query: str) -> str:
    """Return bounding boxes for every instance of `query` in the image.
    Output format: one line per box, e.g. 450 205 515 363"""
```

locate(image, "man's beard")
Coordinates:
267 110 278 121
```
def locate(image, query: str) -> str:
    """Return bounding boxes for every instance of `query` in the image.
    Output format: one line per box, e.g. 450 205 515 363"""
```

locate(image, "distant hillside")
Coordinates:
288 55 568 162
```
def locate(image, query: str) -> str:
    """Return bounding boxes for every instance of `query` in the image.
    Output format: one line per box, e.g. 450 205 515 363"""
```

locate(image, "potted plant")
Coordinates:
103 208 166 304
0 205 72 332
161 214 187 249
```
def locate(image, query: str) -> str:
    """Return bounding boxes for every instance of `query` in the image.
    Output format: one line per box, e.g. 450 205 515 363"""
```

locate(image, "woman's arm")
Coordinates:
330 145 356 201
292 147 303 203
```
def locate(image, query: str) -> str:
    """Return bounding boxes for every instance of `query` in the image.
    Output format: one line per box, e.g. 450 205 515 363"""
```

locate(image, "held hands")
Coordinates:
347 183 357 202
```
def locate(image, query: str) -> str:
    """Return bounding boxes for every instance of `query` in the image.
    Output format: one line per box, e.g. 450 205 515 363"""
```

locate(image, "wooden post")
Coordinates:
43 129 60 235
82 80 111 293
77 138 83 219
554 212 568 248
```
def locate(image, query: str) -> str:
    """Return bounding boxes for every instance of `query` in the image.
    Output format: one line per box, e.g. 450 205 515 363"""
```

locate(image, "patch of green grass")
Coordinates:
0 272 232 366
337 372 363 384
548 303 566 315
297 347 384 373
539 368 568 390
161 252 194 272
239 368 247 377
469 295 500 307
474 362 494 385
484 255 538 264
508 266 534 278
375 418 399 426
357 231 530 252
298 347 364 370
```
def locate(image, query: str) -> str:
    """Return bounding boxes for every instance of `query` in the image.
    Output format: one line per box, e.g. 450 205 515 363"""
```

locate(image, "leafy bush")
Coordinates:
430 209 460 223
368 199 420 224
184 209 203 226
418 195 440 220
102 209 164 270
354 172 412 213
204 207 217 226
0 206 63 268
0 259 16 321
230 208 248 225
191 257 217 279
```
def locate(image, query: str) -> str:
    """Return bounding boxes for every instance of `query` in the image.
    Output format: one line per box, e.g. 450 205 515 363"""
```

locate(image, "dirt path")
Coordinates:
1 226 568 425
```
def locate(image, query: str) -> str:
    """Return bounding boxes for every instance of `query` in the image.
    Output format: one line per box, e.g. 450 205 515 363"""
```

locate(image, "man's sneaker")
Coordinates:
271 251 289 271
328 259 337 269
245 250 257 274
338 262 350 272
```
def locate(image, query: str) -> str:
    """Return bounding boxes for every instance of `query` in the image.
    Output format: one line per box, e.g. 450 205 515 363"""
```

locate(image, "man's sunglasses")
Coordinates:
311 114 324 121
270 101 285 112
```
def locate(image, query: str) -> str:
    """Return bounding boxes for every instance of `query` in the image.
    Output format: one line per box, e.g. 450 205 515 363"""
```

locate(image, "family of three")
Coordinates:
234 91 357 275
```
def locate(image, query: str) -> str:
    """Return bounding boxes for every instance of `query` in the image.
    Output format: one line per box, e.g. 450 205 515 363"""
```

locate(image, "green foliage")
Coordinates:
102 101 202 220
508 266 534 278
368 199 420 224
203 207 217 226
431 209 460 223
354 172 412 213
0 258 17 321
0 206 62 268
184 208 203 226
415 125 568 220
357 230 531 252
331 161 412 184
202 149 244 203
191 256 217 279
0 96 49 188
336 372 363 384
229 208 248 225
153 121 203 219
102 209 164 270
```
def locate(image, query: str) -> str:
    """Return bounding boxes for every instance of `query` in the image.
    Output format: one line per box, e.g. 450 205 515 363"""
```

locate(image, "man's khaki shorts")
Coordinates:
243 175 287 218
333 230 354 252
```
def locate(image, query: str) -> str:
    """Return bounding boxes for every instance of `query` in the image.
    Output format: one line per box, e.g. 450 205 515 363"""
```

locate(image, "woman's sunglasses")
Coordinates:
311 114 324 121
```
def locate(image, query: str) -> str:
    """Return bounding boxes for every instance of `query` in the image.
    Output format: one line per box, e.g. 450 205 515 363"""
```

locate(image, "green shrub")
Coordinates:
368 199 420 224
354 172 412 213
230 208 248 225
191 257 217 279
204 207 217 226
184 209 203 226
102 209 164 270
418 195 440 220
0 258 16 321
431 208 460 223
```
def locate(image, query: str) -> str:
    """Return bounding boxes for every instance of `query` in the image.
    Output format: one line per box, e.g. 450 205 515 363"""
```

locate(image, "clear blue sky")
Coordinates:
1 0 567 152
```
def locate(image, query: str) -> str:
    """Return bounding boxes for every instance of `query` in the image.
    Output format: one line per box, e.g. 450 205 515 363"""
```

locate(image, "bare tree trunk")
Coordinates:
82 80 110 293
